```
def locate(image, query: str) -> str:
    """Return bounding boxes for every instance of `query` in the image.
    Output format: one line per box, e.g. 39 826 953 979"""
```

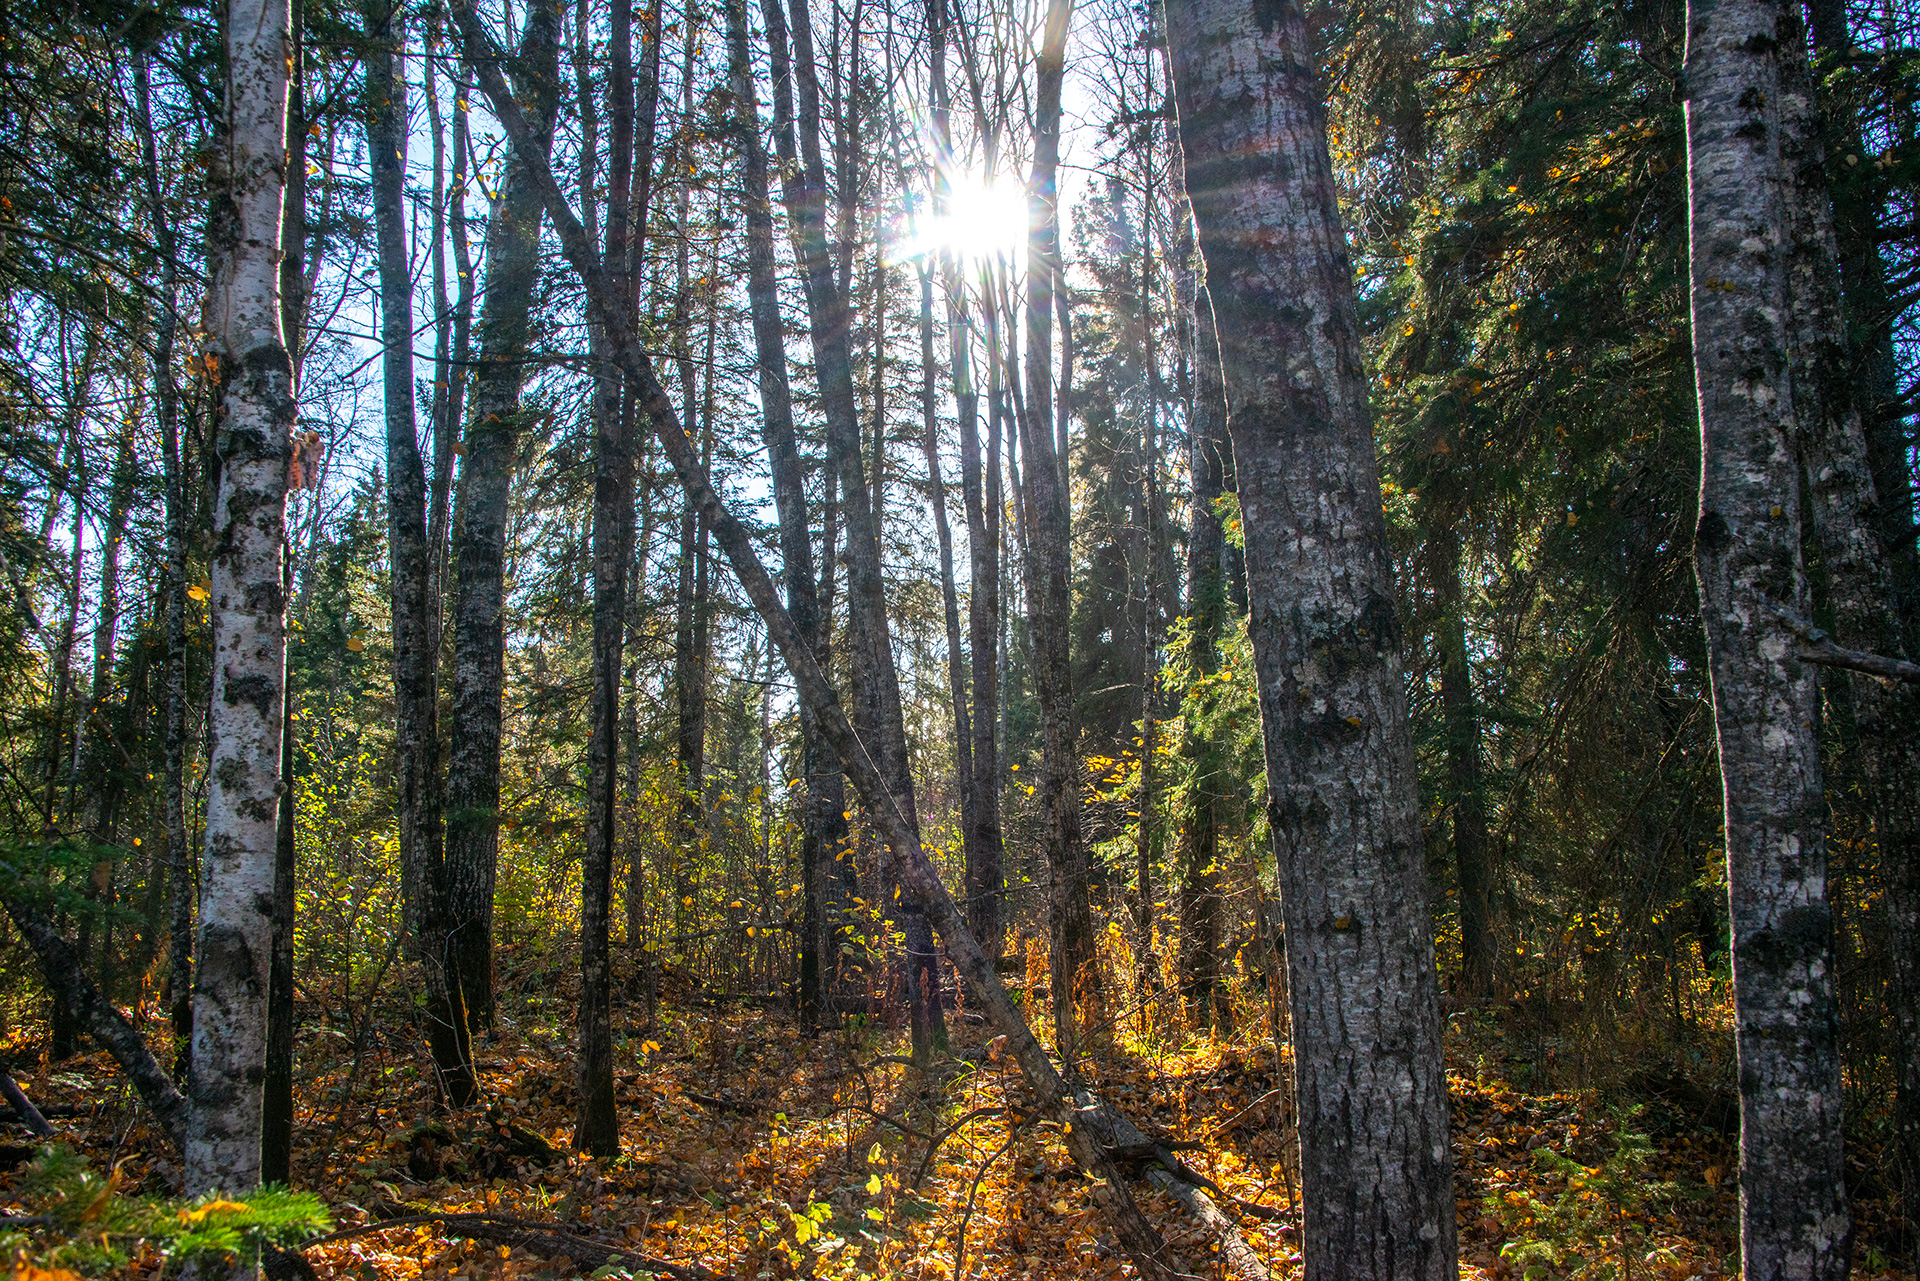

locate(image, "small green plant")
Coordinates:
0 1145 330 1277
1486 1107 1682 1281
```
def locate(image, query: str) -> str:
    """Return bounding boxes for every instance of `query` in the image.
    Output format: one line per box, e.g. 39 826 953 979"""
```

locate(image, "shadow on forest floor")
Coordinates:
1 948 1911 1281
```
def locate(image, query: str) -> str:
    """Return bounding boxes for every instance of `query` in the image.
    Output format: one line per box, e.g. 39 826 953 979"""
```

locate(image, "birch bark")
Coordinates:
1683 2 1850 1275
1166 0 1456 1275
190 0 296 1193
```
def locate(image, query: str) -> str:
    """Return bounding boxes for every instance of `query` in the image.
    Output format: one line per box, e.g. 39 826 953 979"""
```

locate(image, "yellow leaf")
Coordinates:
866 1174 882 1194
1049 1198 1072 1215
865 1208 885 1222
1566 511 1578 527
182 1199 251 1223
15 1266 86 1281
187 584 209 602
346 638 365 651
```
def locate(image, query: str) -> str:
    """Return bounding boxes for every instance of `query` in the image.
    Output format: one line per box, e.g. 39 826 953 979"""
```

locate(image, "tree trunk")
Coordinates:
1133 156 1161 1022
760 0 943 1055
1682 1 1850 1275
368 0 479 1108
1177 274 1228 1029
444 0 564 1034
578 0 638 1159
1166 1 1458 1276
1778 13 1915 1259
722 0 847 1022
191 0 296 1193
1020 0 1099 1061
1435 522 1493 999
136 51 195 1062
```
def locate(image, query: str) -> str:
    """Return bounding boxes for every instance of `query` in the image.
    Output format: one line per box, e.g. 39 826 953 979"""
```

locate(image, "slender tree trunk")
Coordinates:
578 0 638 1158
444 0 564 1033
723 0 846 1021
136 52 195 1061
1133 157 1161 1020
424 12 471 637
1682 2 1850 1276
761 0 943 1054
1778 15 1916 1259
262 0 307 1181
190 0 296 1193
1177 274 1228 1028
1020 0 1099 1060
1805 0 1920 645
368 0 479 1108
1435 522 1494 999
1166 0 1458 1276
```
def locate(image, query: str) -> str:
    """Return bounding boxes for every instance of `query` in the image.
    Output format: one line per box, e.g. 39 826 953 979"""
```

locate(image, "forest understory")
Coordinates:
5 942 1913 1281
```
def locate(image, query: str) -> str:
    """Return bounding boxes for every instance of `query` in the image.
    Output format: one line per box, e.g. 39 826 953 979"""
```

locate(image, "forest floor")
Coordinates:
3 944 1913 1281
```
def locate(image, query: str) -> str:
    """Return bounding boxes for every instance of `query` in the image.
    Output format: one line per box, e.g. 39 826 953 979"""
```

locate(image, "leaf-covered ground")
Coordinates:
3 950 1913 1281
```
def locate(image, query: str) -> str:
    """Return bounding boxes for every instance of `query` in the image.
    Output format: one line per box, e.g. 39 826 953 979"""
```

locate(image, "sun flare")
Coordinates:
901 170 1031 262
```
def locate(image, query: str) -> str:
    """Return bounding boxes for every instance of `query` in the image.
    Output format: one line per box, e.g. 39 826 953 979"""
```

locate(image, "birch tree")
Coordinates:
189 0 296 1194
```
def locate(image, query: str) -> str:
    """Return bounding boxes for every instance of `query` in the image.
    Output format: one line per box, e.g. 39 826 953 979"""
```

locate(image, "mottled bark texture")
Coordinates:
1022 0 1100 1062
135 51 195 1058
1778 12 1916 1259
1166 0 1457 1276
192 0 296 1193
724 0 847 1022
444 0 563 1033
452 33 1188 1272
577 0 638 1159
1683 2 1850 1277
368 0 478 1108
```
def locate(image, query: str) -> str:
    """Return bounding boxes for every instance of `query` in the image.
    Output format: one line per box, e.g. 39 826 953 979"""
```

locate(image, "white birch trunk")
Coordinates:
190 0 294 1197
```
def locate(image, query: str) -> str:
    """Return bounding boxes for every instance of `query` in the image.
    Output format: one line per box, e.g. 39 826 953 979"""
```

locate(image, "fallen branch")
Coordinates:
0 1073 56 1136
0 876 188 1145
1145 1169 1273 1281
685 1091 762 1116
300 1213 730 1281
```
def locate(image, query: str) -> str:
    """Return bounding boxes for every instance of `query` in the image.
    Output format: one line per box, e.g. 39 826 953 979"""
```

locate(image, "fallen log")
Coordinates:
300 1213 730 1281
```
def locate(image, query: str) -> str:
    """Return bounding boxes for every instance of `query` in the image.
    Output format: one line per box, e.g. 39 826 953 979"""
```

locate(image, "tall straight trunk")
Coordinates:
46 468 84 1061
1682 2 1849 1276
1778 16 1916 1258
424 12 471 635
137 51 194 1058
761 0 943 1054
578 0 638 1158
1167 1 1457 1277
670 19 705 920
1177 274 1228 1027
368 0 478 1107
263 0 307 1181
190 0 295 1193
920 262 975 898
444 0 564 1032
723 0 846 1021
1434 522 1494 999
1019 0 1098 1060
1132 156 1160 1017
1805 0 1920 643
432 37 1188 1265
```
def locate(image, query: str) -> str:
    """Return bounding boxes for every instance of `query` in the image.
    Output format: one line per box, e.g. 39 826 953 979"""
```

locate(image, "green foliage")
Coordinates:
1485 1108 1684 1281
0 1145 330 1275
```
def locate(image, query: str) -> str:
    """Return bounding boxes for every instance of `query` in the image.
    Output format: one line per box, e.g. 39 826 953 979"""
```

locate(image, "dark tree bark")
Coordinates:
1682 2 1850 1276
424 13 473 635
264 0 309 1181
1778 13 1917 1258
1131 152 1161 1022
135 51 195 1062
368 0 478 1109
577 0 639 1160
444 0 564 1034
722 0 847 1022
1166 1 1458 1277
1018 0 1100 1061
1435 523 1493 999
760 0 943 1055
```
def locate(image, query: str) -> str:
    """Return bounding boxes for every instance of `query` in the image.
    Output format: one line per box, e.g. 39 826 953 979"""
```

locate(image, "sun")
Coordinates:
901 169 1031 262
